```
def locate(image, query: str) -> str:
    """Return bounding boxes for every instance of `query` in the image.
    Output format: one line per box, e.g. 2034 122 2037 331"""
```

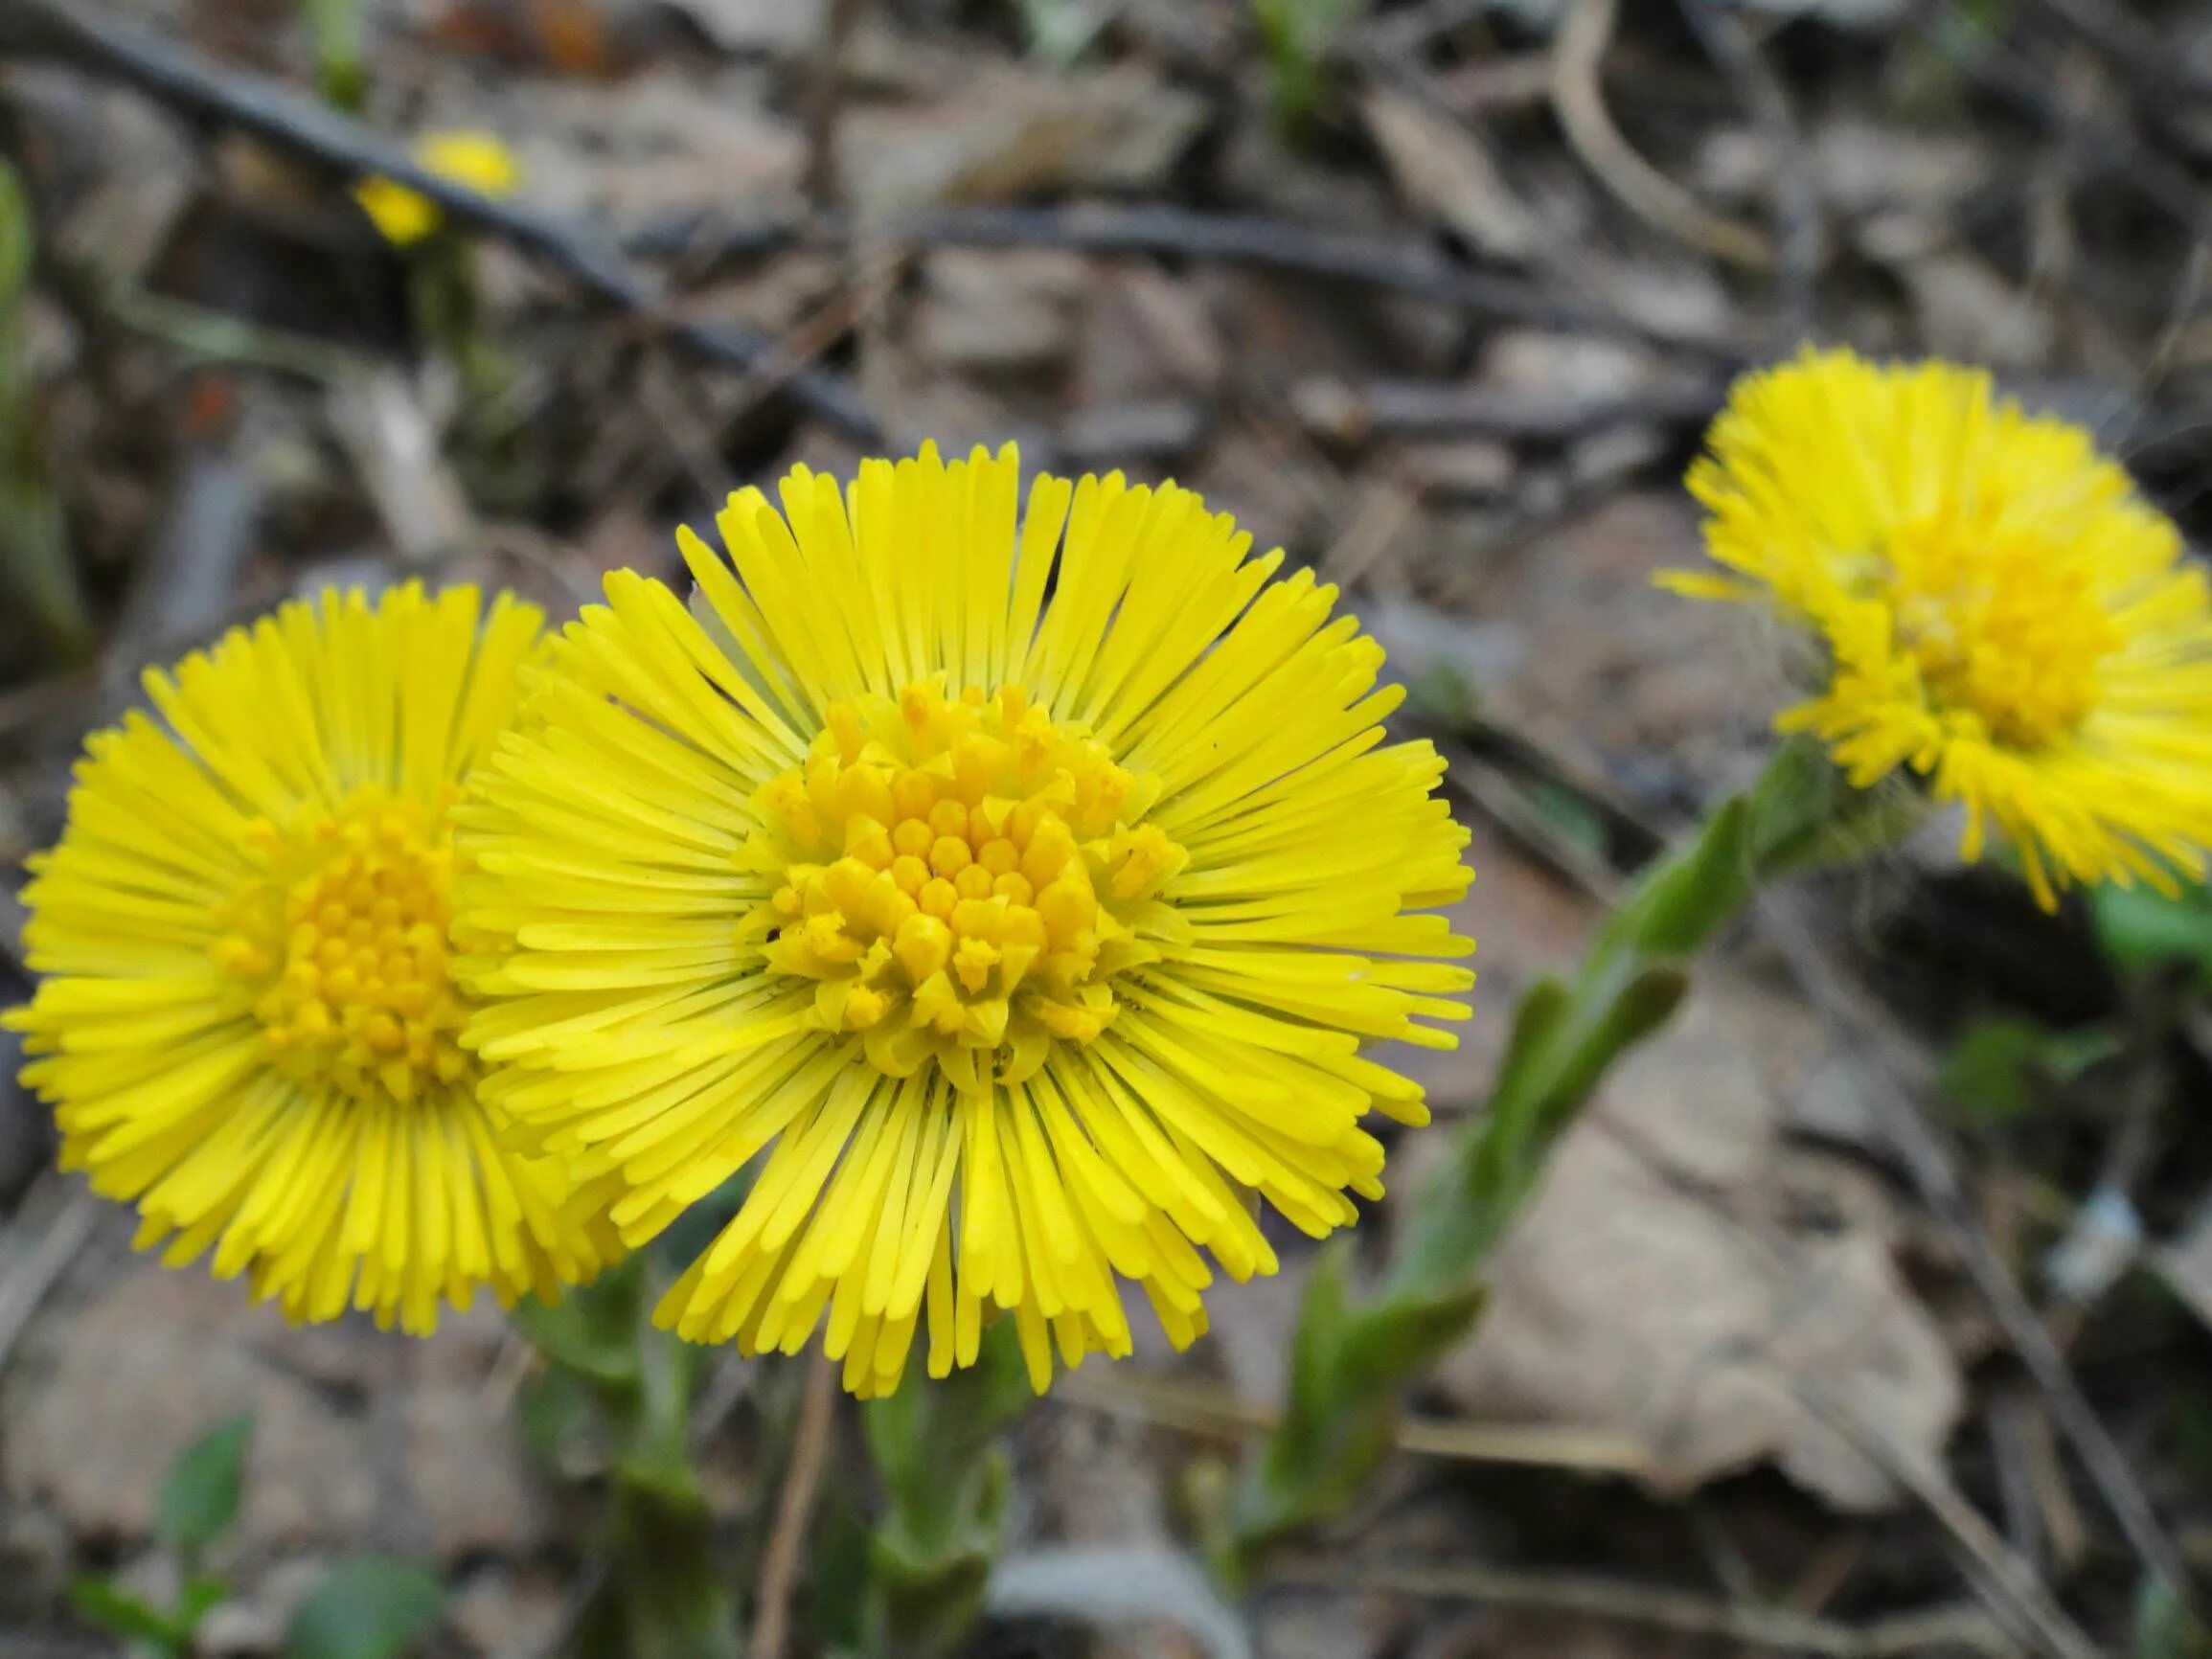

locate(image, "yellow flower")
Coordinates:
1668 348 2212 907
456 444 1473 1397
8 584 618 1333
355 129 523 247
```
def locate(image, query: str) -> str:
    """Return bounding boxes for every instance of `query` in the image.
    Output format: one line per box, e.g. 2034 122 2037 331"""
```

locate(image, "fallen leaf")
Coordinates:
914 248 1093 377
1359 86 1545 262
500 69 806 225
837 65 1208 214
1387 830 1961 1509
1443 489 1781 819
1 1260 553 1559
653 0 830 56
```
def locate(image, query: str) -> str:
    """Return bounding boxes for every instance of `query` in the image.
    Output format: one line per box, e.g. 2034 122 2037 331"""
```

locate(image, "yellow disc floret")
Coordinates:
219 790 473 1105
748 679 1186 1091
1882 508 2125 750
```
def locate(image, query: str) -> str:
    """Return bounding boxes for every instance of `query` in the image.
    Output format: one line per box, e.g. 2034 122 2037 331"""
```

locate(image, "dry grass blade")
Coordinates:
0 1185 98 1377
1053 1365 1653 1476
1551 0 1774 271
1758 894 2190 1602
750 1352 839 1659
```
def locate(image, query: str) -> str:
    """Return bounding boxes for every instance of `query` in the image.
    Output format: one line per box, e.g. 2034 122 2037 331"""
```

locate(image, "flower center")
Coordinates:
749 680 1187 1092
217 790 473 1104
1885 513 2125 749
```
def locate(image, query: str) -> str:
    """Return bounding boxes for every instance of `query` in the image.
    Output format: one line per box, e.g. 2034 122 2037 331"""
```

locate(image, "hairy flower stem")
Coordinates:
521 1261 741 1659
860 1321 1031 1659
1221 738 1913 1584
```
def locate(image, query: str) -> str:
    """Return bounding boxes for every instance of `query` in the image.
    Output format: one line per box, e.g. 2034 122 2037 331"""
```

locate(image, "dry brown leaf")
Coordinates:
1075 261 1228 405
1359 86 1546 263
913 248 1093 377
502 69 806 224
1 1260 552 1557
1387 832 1960 1510
1446 489 1781 816
837 65 1207 215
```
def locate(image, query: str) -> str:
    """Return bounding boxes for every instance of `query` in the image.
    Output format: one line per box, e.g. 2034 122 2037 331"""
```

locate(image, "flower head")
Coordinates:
355 129 523 247
457 444 1473 1396
9 584 618 1332
1668 348 2212 906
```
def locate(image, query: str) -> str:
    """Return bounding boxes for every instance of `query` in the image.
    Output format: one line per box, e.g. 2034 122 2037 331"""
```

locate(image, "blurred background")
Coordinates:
2 0 2212 1655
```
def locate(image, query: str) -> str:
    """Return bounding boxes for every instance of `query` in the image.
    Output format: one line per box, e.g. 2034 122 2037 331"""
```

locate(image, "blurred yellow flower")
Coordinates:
355 128 522 247
456 443 1473 1396
9 584 618 1333
1668 348 2212 907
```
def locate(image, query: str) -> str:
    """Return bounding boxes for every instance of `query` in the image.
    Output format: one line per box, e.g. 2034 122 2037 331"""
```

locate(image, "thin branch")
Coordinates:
1270 1557 2011 1657
802 0 869 206
0 0 880 442
1758 893 2192 1602
627 204 1761 365
1583 1110 2109 1659
1785 1378 2105 1659
0 1185 99 1377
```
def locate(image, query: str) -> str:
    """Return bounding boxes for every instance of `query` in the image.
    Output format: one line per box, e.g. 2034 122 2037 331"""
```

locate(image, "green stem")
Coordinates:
1221 738 1913 1584
299 0 367 110
521 1262 741 1659
860 1322 1030 1659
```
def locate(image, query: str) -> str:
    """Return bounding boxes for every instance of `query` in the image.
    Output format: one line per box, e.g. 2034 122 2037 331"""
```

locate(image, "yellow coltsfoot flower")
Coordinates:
355 128 523 247
1668 348 2212 906
9 584 619 1334
456 443 1474 1397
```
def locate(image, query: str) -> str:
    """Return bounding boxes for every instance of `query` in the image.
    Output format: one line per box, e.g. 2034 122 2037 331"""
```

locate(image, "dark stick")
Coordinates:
1293 376 1725 443
629 203 1764 366
0 0 882 442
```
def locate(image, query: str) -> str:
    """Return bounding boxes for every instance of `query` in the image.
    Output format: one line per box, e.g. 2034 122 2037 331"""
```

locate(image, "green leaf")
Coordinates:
2134 1572 2212 1659
0 162 32 306
513 1261 647 1389
286 1557 445 1659
157 1415 253 1560
69 1577 189 1651
1938 1017 2049 1121
177 1575 231 1631
2096 882 2212 985
1937 1017 2123 1122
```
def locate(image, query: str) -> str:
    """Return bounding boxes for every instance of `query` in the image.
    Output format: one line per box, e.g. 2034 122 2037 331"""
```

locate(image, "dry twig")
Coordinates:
628 204 1758 365
802 0 870 206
